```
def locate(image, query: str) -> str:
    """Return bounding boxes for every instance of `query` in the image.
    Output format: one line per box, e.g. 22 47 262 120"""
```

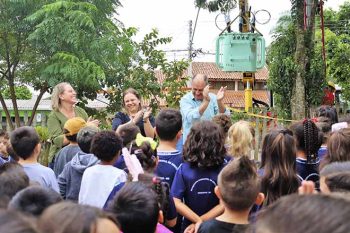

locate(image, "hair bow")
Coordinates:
135 133 157 150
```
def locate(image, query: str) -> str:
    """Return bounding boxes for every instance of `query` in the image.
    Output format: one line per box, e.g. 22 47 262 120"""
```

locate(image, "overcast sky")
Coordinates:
117 0 346 61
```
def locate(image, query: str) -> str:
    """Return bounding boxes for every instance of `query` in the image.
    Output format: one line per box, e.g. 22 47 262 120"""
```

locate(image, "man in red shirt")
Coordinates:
322 81 336 106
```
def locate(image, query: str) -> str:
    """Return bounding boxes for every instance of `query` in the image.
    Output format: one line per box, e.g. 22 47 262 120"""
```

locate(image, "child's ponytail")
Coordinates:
303 119 321 163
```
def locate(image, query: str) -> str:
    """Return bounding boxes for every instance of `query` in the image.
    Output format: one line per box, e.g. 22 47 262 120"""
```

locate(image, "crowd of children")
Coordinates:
0 105 350 233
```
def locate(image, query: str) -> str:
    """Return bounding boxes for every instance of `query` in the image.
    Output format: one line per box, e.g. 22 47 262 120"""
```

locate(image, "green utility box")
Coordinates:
216 32 266 72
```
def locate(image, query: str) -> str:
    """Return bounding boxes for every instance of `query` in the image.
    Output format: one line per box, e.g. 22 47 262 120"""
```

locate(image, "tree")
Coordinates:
195 0 237 13
0 0 46 129
1 85 32 100
267 12 325 119
267 15 297 119
288 0 320 119
104 29 189 113
1 0 123 128
323 3 350 102
1 0 189 130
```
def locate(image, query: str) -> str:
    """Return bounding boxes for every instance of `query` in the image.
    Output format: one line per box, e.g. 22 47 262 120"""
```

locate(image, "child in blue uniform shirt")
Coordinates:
155 108 183 187
290 119 321 187
171 121 227 232
197 156 264 233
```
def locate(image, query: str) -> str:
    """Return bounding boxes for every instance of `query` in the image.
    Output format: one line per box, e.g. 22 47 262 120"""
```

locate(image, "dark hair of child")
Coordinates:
315 105 338 125
255 194 350 233
219 156 260 211
63 129 78 142
8 186 62 217
118 124 140 147
155 108 182 141
322 128 350 167
38 202 119 233
0 162 29 208
6 144 19 161
77 126 100 153
290 119 321 163
320 161 350 193
183 121 226 168
212 113 232 136
138 173 170 221
90 131 123 162
10 126 40 160
0 129 9 139
260 128 300 206
0 209 40 233
315 116 332 144
109 182 159 233
130 141 157 173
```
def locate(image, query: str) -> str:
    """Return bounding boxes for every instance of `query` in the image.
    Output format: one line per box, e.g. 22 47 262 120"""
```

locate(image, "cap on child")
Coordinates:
64 117 87 136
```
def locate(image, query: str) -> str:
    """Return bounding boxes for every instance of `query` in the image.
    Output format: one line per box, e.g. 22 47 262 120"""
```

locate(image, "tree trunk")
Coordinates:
291 0 317 119
9 75 21 127
291 26 306 119
27 83 48 126
0 92 14 130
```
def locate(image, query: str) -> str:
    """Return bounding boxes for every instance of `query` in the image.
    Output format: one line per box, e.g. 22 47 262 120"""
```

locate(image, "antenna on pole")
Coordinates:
188 20 193 61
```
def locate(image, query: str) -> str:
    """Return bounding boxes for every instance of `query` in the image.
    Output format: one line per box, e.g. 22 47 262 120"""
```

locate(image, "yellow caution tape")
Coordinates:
228 107 299 123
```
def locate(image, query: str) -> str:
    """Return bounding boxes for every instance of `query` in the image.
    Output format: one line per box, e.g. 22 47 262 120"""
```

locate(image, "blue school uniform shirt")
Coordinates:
318 146 327 161
113 155 128 172
171 162 226 230
103 181 177 222
0 155 14 166
156 150 183 187
296 157 320 186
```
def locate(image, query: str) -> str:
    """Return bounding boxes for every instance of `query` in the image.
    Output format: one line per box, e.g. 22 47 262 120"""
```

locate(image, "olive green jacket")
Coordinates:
47 106 88 162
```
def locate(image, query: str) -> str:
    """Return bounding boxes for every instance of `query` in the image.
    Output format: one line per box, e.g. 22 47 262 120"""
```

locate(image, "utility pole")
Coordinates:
239 0 254 112
188 20 193 61
188 20 193 79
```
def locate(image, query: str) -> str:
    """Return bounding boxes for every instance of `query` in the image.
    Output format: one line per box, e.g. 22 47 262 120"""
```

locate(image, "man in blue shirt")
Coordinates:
180 74 229 143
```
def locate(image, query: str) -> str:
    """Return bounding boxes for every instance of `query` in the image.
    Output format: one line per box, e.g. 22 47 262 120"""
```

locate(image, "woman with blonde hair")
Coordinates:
48 82 99 166
227 120 254 158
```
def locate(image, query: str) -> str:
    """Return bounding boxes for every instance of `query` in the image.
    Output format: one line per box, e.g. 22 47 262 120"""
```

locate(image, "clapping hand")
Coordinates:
87 117 100 127
203 85 210 101
143 107 152 120
216 86 227 101
132 110 144 123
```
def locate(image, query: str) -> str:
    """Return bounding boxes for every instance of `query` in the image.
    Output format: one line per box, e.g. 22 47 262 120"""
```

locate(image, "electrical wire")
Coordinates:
191 7 201 45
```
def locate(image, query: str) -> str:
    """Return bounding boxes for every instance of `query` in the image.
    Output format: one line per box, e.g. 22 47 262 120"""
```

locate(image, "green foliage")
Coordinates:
35 126 50 166
1 85 32 100
25 0 119 98
267 14 325 118
267 15 297 118
105 29 189 113
1 0 188 127
35 125 49 142
327 33 350 101
323 3 350 102
161 60 189 108
324 1 350 36
195 0 237 13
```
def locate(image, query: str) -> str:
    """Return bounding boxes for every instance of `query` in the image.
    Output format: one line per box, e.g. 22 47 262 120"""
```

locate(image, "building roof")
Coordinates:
191 62 268 81
154 62 268 83
0 96 108 111
2 99 52 111
211 90 270 108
